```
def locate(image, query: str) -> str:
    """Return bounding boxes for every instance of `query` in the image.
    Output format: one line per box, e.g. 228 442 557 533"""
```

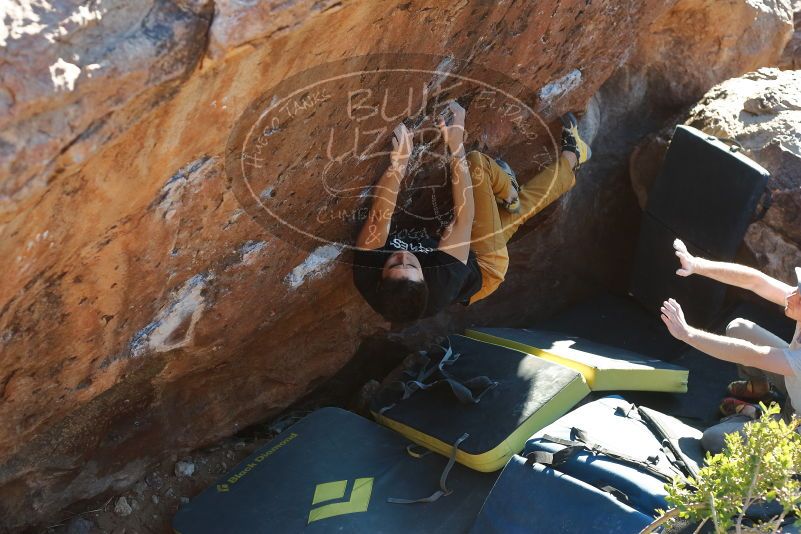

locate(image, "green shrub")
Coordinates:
644 403 801 534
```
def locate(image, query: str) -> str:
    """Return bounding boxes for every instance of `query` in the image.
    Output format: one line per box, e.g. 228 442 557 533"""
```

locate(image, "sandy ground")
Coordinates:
39 418 293 534
37 342 408 534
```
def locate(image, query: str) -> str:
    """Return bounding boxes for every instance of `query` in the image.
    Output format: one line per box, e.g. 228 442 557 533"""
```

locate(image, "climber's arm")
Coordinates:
437 147 474 264
436 102 473 264
355 163 405 250
355 124 413 250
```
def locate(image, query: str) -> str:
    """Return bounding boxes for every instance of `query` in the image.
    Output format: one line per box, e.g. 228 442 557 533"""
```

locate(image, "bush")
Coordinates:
644 403 801 534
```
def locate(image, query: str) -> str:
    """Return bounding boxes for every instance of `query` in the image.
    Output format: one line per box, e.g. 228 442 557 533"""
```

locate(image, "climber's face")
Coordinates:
382 251 423 282
785 288 801 322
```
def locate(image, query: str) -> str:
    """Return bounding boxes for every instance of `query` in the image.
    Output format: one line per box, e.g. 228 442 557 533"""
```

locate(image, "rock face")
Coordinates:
688 69 801 282
779 1 801 69
0 0 215 220
626 0 795 113
0 0 794 529
631 68 801 283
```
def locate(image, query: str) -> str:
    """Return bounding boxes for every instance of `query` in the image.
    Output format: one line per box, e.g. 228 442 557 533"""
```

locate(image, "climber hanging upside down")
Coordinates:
351 100 592 322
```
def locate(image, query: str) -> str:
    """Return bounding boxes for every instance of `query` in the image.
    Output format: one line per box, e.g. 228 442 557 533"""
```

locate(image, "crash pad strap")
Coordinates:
378 345 497 415
528 429 678 484
405 444 432 459
635 406 695 480
388 433 470 504
599 485 632 507
520 452 635 507
526 445 585 467
613 403 698 481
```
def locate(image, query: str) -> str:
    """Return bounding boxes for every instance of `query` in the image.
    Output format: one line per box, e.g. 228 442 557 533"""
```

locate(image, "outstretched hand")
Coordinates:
437 101 466 154
390 123 413 171
661 298 692 341
674 238 697 277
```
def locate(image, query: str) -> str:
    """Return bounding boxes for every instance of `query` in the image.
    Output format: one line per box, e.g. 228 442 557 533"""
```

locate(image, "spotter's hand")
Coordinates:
661 298 692 342
674 239 698 277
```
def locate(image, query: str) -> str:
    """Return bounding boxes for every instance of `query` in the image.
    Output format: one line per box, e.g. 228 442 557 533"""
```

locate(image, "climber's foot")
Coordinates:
560 112 591 170
500 193 520 214
494 157 521 213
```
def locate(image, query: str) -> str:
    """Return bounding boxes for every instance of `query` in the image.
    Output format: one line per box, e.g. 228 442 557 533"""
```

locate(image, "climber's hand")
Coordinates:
674 238 697 277
661 298 692 342
437 101 466 154
390 123 413 171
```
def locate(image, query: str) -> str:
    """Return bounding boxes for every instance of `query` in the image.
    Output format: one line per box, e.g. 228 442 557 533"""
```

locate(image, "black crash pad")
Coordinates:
371 335 590 472
644 126 769 259
173 408 497 534
629 125 769 326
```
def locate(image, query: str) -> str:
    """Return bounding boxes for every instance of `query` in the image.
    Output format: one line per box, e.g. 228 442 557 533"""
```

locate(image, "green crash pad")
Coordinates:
172 407 497 534
371 335 590 472
466 328 688 393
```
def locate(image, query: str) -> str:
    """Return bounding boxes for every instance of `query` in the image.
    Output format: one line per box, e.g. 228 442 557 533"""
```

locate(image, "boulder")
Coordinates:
623 0 795 112
0 0 794 529
779 1 801 69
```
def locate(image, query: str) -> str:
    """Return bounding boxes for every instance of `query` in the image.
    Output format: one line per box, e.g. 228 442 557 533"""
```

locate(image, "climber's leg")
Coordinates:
497 112 592 243
498 155 576 243
466 150 512 303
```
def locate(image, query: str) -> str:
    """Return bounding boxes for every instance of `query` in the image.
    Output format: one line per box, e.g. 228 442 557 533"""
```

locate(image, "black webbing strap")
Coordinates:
614 403 698 484
378 349 443 415
388 433 470 504
524 447 633 507
599 485 631 506
635 406 695 481
378 345 497 414
525 445 585 467
526 428 678 484
614 404 637 419
525 433 585 466
405 444 432 459
573 427 681 482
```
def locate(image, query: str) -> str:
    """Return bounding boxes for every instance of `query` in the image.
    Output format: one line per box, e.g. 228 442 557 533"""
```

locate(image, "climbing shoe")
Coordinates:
494 157 520 213
719 397 760 419
560 112 591 170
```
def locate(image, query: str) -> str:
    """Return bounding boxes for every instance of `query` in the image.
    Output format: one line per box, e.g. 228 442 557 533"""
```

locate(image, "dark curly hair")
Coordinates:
376 278 429 323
